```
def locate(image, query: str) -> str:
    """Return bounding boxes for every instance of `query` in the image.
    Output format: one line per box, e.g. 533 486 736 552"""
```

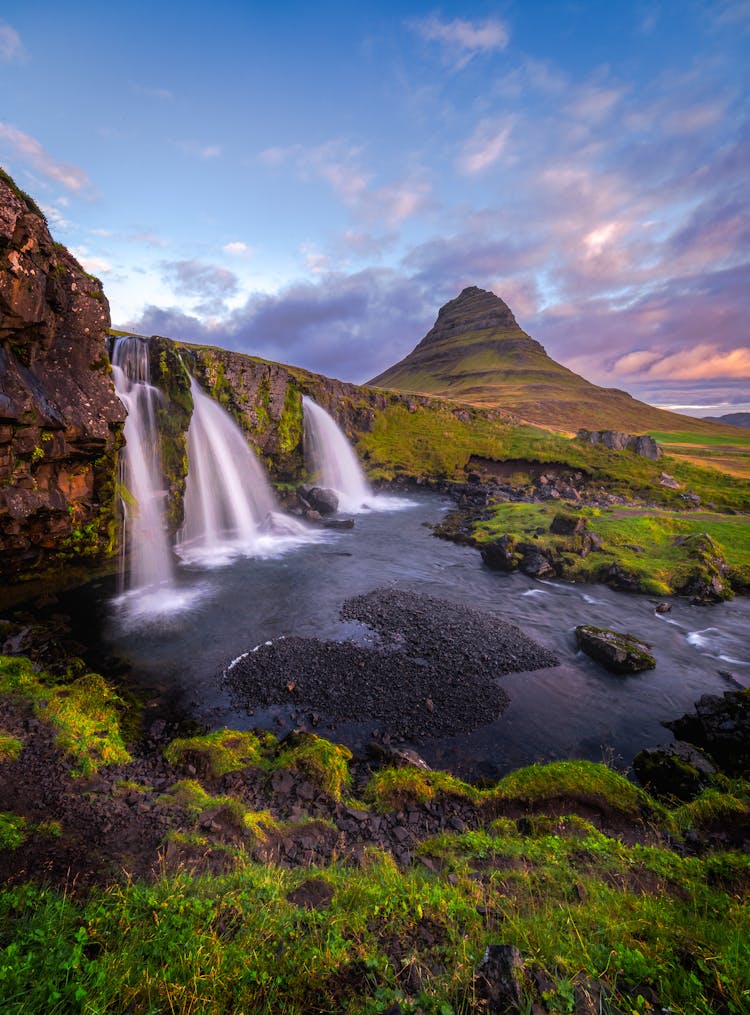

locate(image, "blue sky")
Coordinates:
1 1 749 416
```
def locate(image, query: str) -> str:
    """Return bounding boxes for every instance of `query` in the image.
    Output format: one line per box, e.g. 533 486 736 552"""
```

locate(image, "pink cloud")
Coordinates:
0 123 93 193
411 15 509 69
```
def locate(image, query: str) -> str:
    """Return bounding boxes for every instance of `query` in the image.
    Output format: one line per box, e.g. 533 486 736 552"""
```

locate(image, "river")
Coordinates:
71 493 750 780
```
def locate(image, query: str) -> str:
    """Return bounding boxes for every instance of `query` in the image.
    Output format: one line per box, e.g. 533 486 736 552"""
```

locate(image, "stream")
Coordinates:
72 493 750 780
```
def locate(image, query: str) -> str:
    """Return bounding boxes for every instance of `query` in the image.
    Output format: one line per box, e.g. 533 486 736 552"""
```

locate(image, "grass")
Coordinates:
159 779 279 842
0 821 747 1013
473 502 750 596
164 729 277 778
0 655 131 776
0 733 22 762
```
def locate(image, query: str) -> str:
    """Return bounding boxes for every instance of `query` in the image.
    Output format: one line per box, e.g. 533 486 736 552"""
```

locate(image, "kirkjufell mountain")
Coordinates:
369 286 729 435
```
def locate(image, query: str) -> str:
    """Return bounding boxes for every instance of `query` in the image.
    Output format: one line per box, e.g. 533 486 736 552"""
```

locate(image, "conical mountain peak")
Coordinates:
430 286 519 338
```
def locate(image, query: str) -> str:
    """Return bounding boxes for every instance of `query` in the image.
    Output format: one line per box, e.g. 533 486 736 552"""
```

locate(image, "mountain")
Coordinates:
369 286 732 435
703 413 750 428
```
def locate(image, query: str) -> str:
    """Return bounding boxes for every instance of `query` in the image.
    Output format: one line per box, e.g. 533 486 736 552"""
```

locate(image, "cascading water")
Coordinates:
177 378 308 564
302 396 373 513
111 337 175 595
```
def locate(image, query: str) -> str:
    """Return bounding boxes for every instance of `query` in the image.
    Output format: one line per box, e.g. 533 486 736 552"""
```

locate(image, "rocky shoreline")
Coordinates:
227 588 558 740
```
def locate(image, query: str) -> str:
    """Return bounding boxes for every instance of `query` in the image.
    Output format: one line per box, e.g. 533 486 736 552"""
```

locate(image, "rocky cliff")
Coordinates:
0 169 125 596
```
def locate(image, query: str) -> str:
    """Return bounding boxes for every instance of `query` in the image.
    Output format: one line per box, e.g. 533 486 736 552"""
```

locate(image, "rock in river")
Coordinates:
575 625 656 674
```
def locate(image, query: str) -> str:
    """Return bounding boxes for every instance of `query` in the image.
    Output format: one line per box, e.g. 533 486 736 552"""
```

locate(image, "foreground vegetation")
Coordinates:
1 653 749 1013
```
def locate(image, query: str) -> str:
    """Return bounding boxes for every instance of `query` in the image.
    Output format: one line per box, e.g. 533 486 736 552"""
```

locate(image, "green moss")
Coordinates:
148 338 193 534
364 767 479 812
159 779 278 842
0 733 22 761
0 656 130 776
277 381 303 456
164 729 277 778
0 812 27 850
272 732 352 800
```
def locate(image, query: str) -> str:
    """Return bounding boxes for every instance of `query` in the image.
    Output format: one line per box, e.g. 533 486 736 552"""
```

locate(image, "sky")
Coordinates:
1 1 749 417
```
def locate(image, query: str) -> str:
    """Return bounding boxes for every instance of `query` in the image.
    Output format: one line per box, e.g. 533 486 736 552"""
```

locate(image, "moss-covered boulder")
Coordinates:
575 625 656 673
664 689 750 776
633 741 716 801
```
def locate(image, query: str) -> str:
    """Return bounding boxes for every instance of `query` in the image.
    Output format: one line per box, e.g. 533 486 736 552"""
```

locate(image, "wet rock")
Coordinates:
366 741 431 771
303 486 339 515
655 602 672 614
633 741 716 800
480 534 517 571
664 689 750 776
575 625 656 674
519 546 555 578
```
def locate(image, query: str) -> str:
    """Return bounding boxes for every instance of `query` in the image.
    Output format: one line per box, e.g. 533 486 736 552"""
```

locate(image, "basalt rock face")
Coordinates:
0 170 125 593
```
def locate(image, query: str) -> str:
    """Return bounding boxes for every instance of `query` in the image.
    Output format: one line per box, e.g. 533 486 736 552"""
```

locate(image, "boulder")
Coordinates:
481 534 518 571
575 625 656 674
633 741 716 800
664 689 750 776
549 512 587 536
303 486 339 515
577 429 662 460
673 532 732 603
519 546 555 579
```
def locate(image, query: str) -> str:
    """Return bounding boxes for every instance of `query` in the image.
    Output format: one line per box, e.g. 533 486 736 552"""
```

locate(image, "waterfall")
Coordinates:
177 378 307 565
111 337 175 594
302 396 373 513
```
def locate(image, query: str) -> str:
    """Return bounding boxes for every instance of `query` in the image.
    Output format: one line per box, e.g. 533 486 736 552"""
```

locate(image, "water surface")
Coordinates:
87 493 749 779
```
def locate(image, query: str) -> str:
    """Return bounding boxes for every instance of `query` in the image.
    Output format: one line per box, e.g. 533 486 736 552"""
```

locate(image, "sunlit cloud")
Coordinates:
223 241 251 256
0 21 25 63
638 344 750 380
410 15 509 69
71 248 112 275
0 123 93 193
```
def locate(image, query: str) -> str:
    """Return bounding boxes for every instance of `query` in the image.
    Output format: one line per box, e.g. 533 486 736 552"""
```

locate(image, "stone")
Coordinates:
633 741 716 800
474 944 526 1013
575 625 656 674
303 486 339 515
519 547 555 578
664 689 750 777
549 512 587 536
659 472 681 489
577 429 662 460
480 534 517 571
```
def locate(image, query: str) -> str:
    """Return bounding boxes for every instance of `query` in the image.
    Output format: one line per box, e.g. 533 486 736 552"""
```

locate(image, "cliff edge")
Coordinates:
0 169 125 591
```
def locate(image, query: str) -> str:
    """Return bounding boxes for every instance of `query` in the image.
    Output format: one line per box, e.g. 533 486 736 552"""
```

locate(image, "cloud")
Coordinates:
0 21 25 63
71 247 112 275
411 15 509 69
260 139 429 226
177 141 222 159
0 123 93 193
223 241 251 256
160 259 239 314
126 268 439 383
457 120 511 175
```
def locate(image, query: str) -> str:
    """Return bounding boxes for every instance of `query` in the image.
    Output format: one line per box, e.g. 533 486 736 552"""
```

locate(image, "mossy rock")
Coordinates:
633 742 716 801
575 625 656 674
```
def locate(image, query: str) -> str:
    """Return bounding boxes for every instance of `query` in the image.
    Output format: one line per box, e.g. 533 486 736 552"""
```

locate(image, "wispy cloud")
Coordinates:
176 141 222 159
410 15 509 69
0 123 93 193
457 120 511 174
71 247 112 275
0 21 25 63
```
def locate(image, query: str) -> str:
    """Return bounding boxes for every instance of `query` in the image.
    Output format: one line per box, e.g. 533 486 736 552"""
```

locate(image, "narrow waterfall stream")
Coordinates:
110 337 175 596
302 396 374 512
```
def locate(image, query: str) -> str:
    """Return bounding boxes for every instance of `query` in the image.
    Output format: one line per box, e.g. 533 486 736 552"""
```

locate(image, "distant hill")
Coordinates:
703 413 750 428
369 286 736 436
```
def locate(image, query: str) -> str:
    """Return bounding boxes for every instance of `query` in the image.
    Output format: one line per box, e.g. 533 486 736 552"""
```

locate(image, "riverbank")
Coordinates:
1 591 749 1013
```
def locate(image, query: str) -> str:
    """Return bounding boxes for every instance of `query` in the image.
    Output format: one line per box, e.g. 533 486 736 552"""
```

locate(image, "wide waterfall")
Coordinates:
302 397 373 513
177 378 308 565
111 337 175 596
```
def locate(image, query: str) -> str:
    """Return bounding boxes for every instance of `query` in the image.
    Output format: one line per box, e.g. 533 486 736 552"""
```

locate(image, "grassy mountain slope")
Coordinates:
369 286 742 438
